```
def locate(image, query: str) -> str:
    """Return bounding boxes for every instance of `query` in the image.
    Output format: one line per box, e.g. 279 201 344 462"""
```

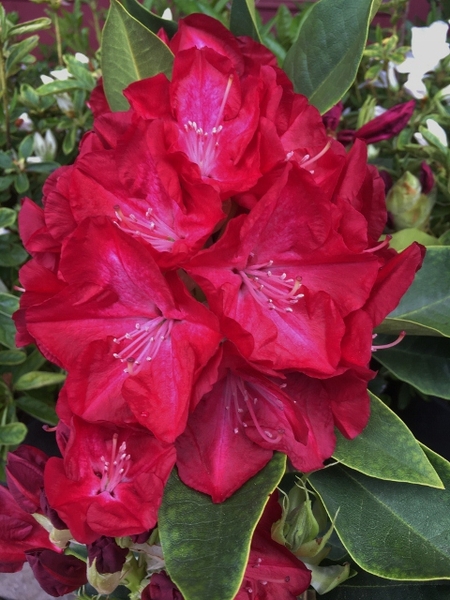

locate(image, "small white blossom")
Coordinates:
16 112 33 132
414 118 448 147
162 8 173 20
397 20 450 99
27 130 58 163
75 52 89 64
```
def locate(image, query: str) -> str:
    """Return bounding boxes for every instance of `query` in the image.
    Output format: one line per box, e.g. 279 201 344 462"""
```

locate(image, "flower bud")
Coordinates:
6 445 48 514
386 171 435 230
26 549 87 596
141 571 183 600
87 558 122 595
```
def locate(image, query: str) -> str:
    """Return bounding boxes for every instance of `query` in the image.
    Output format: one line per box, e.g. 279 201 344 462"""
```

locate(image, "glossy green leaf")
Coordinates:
283 0 375 114
0 422 27 446
14 371 66 391
333 393 443 487
121 0 177 37
380 247 450 337
159 454 286 600
0 292 19 349
0 350 26 365
374 335 450 400
326 570 450 600
0 207 16 229
15 396 58 426
230 0 261 42
310 446 450 580
102 0 174 111
5 36 39 77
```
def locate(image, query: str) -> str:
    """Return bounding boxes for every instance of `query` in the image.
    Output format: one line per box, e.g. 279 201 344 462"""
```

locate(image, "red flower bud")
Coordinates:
141 572 184 600
26 549 87 597
87 536 129 574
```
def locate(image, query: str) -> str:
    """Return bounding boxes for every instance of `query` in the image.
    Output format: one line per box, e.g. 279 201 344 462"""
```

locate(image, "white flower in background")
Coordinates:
27 130 57 163
162 8 173 20
414 118 448 147
16 112 33 132
371 61 399 91
396 20 450 99
75 52 89 64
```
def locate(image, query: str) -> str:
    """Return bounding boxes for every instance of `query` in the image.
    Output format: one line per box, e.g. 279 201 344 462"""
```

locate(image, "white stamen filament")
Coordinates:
113 205 178 253
112 317 174 375
239 259 304 313
98 434 131 494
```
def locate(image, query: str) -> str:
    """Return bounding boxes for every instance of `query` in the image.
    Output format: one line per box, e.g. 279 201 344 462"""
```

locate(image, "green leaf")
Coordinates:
0 207 16 229
0 422 27 446
8 17 51 37
380 247 450 337
0 239 28 266
230 0 261 42
283 0 375 114
102 0 174 112
159 454 286 600
5 36 39 77
121 0 178 37
0 176 14 191
11 348 46 384
15 396 58 425
326 570 450 600
0 350 26 365
389 229 440 252
14 172 29 194
0 293 19 349
333 392 443 487
35 79 88 96
18 134 35 160
373 335 450 400
310 446 450 580
14 371 66 391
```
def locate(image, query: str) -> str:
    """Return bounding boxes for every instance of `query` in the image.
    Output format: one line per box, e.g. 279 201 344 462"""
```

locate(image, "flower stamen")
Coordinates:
112 317 173 374
239 259 304 313
371 331 406 351
98 434 131 494
113 205 179 253
182 75 233 176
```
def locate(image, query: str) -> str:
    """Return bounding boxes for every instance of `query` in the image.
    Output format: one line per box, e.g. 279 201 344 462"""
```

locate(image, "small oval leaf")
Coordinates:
14 371 66 391
0 422 27 446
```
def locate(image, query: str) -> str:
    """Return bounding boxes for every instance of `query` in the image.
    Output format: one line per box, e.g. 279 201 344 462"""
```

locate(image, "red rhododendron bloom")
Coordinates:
14 12 425 526
44 417 176 543
21 218 221 442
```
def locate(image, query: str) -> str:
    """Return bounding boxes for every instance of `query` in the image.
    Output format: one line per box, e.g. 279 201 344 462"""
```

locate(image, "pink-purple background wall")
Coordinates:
5 0 431 45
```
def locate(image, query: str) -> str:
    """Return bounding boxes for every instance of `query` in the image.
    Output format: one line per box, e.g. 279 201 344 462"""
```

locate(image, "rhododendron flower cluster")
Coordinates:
7 12 424 598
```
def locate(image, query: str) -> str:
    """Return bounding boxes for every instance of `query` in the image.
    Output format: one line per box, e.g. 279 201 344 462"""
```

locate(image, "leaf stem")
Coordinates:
0 40 11 148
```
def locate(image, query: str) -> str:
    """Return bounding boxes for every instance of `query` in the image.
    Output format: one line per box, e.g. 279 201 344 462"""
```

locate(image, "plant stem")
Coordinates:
52 9 63 66
89 0 103 49
0 41 11 148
